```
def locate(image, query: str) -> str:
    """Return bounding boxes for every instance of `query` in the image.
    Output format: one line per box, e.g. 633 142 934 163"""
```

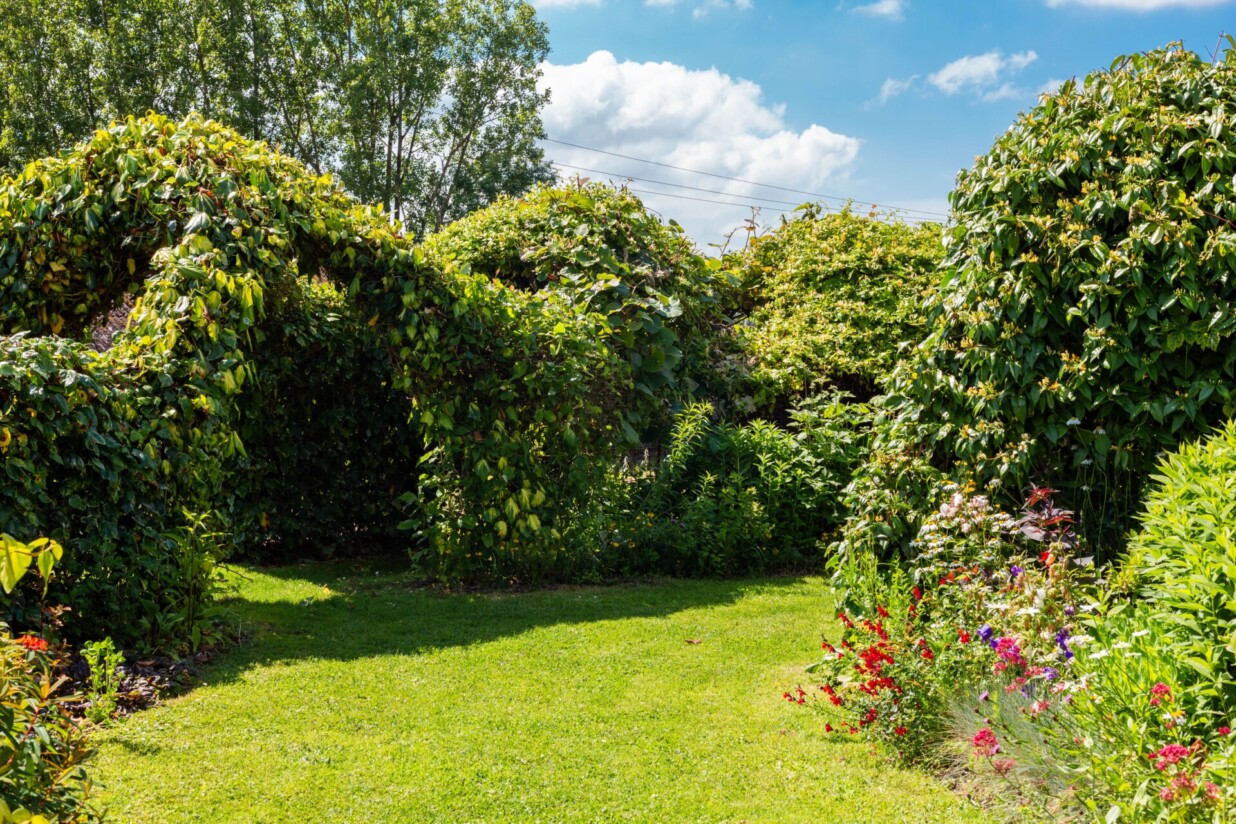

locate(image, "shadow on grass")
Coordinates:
196 559 817 692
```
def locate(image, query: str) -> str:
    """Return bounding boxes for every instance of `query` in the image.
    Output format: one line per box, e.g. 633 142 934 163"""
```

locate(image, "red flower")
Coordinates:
894 726 907 736
972 727 999 756
921 647 934 661
876 605 890 619
958 629 971 644
911 587 922 602
15 635 48 652
824 723 834 733
1219 726 1231 736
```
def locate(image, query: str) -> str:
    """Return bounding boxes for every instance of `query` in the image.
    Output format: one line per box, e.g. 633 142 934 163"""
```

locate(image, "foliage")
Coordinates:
843 43 1236 559
0 537 98 823
423 181 724 429
0 633 99 823
1124 419 1236 717
727 207 945 410
231 278 421 559
0 114 651 624
80 638 124 726
576 394 872 577
0 0 553 232
0 335 223 648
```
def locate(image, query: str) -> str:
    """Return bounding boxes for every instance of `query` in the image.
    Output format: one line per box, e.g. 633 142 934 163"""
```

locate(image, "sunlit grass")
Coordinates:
92 563 990 823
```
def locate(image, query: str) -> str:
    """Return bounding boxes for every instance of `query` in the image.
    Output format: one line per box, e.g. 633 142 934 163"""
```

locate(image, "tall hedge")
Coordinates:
0 115 652 645
843 44 1236 557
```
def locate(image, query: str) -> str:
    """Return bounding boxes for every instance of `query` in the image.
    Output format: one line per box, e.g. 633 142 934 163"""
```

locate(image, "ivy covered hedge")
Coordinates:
843 45 1236 557
0 114 675 643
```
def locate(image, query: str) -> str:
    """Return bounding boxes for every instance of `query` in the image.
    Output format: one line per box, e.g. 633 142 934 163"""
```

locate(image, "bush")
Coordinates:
0 632 99 823
0 336 223 649
1125 419 1236 719
576 394 871 577
231 278 420 560
727 207 944 411
843 44 1236 559
423 181 725 431
0 113 661 641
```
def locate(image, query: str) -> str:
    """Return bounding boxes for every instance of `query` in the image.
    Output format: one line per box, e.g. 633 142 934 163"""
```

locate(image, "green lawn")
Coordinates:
92 563 990 823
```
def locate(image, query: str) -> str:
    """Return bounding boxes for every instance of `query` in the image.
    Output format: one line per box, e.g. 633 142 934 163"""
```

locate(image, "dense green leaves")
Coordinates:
0 115 667 634
727 207 945 409
0 0 553 233
844 44 1236 557
1125 420 1236 717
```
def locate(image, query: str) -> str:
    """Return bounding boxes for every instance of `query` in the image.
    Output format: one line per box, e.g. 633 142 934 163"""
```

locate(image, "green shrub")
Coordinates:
727 207 944 410
0 335 223 648
843 44 1236 559
579 394 872 576
1125 419 1236 718
0 632 99 823
423 182 726 430
0 113 656 639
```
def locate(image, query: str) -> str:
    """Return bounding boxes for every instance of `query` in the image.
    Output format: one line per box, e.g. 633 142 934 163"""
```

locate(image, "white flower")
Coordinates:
1081 458 1093 466
1112 642 1132 649
1067 418 1081 426
1132 629 1151 638
1094 428 1106 435
1089 650 1110 660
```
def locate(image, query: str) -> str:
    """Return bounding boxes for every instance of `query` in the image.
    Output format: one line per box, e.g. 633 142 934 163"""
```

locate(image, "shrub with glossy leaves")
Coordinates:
728 207 944 410
844 44 1236 557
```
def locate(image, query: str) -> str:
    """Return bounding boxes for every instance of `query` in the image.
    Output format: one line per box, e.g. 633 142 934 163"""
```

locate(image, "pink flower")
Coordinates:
972 727 1000 756
1219 726 1231 736
1150 682 1172 706
993 758 1016 776
1205 782 1221 803
1151 744 1190 771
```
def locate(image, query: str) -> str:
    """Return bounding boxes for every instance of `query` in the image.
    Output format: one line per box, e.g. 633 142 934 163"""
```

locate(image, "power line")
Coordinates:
551 161 807 209
623 187 793 213
542 137 950 220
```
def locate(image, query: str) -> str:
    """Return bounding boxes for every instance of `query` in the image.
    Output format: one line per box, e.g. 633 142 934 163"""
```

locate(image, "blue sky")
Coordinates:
530 0 1232 246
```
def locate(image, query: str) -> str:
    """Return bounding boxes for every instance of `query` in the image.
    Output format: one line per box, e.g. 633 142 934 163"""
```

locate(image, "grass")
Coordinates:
91 562 991 823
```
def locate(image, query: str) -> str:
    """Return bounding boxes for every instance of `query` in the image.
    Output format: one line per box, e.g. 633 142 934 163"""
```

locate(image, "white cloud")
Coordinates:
539 51 862 247
873 75 918 105
1045 0 1228 9
928 50 1038 98
853 0 906 20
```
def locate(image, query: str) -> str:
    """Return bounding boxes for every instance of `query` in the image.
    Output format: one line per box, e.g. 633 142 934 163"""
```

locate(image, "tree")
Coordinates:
0 0 553 233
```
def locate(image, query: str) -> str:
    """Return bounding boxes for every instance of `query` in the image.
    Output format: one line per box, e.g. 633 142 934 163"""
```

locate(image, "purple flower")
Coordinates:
979 624 995 648
978 691 990 702
1010 565 1024 580
1042 667 1059 681
1064 604 1076 617
1055 627 1073 660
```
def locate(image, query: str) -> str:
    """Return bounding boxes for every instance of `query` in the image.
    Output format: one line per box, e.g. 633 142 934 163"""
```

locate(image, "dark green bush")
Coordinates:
0 336 223 648
726 207 944 411
232 278 420 560
843 44 1236 558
